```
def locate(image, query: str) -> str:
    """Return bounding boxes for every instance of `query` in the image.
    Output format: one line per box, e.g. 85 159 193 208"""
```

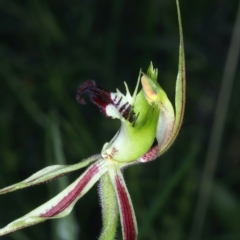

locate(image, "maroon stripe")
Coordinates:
119 102 128 113
115 175 136 240
40 164 99 217
115 96 123 107
140 145 159 162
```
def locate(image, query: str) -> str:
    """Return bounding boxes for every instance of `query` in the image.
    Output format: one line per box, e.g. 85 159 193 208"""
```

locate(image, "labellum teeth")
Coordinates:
77 80 135 122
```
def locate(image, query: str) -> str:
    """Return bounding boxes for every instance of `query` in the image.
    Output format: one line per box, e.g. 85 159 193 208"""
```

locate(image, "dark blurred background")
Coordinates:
0 0 240 239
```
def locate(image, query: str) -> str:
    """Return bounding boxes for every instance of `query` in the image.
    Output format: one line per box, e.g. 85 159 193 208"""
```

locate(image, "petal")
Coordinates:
157 0 186 155
76 80 136 122
0 154 100 194
108 164 137 240
0 160 107 236
155 96 175 152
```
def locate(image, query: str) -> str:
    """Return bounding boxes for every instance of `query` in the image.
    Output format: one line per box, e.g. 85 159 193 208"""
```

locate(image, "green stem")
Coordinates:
99 173 119 240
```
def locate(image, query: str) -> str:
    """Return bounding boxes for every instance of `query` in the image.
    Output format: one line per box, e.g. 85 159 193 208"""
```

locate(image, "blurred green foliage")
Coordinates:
0 0 240 239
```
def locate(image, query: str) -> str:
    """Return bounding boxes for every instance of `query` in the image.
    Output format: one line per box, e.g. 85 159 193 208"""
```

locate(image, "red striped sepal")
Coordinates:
108 165 138 240
0 159 107 236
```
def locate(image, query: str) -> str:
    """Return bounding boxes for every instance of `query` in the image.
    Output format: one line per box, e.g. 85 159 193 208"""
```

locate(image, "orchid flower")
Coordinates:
0 1 185 239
